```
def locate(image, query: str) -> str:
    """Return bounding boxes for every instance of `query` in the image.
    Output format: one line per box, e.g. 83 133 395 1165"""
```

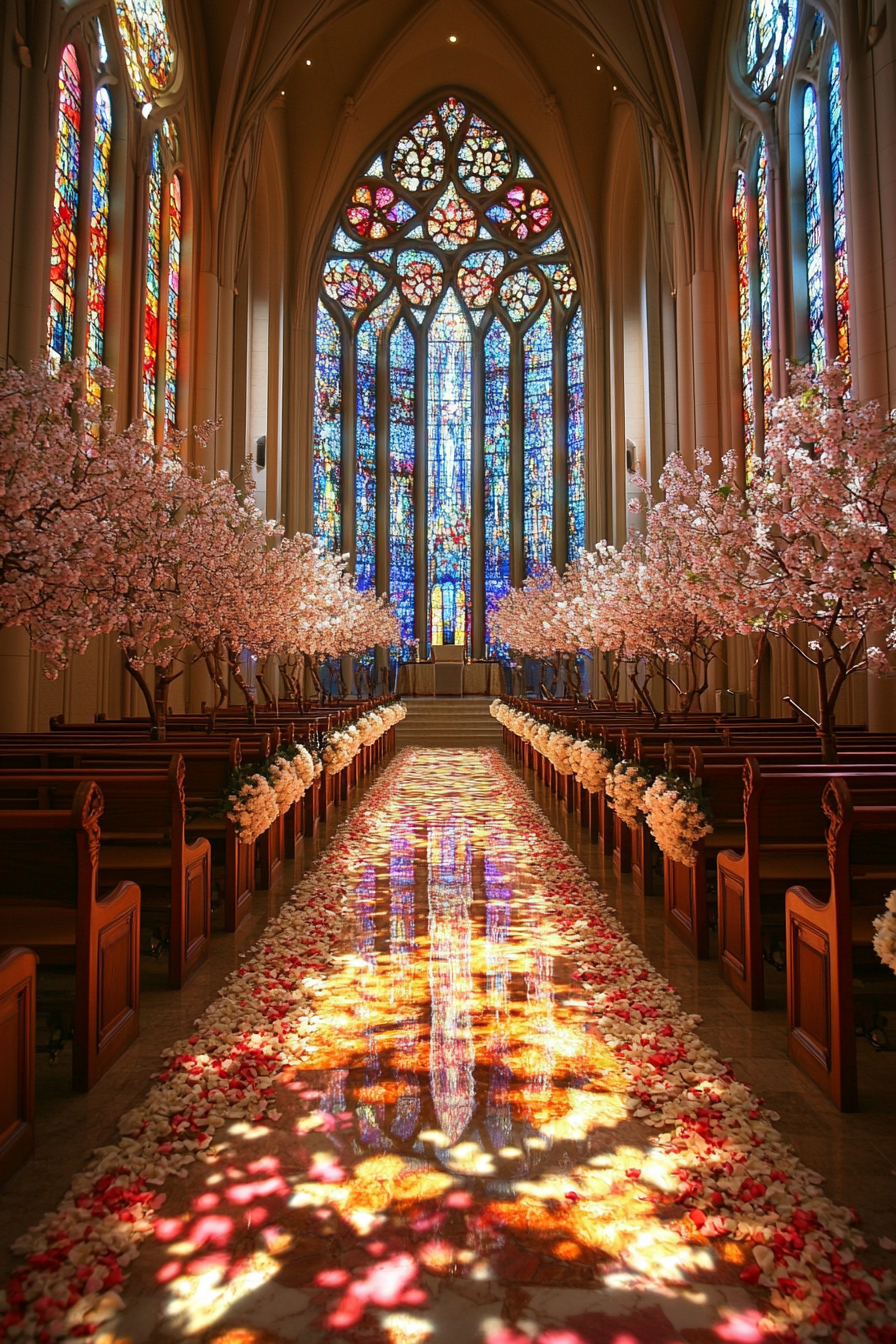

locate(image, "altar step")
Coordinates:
395 696 504 748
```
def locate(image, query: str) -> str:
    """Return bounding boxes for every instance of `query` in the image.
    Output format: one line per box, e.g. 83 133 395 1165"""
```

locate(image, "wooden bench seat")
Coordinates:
786 779 896 1110
0 783 140 1091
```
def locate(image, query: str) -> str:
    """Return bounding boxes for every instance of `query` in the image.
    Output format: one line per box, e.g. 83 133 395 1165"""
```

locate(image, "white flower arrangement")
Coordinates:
872 890 896 975
573 739 615 794
544 729 577 775
605 760 653 827
226 772 280 846
291 744 316 789
643 773 713 867
322 728 357 775
265 754 306 815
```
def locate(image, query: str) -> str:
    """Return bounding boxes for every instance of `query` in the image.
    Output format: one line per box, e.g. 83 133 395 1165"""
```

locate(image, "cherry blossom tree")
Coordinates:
0 361 129 674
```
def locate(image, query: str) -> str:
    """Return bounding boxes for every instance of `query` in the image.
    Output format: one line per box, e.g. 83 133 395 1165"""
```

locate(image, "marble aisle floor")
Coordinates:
107 750 769 1343
2 746 894 1344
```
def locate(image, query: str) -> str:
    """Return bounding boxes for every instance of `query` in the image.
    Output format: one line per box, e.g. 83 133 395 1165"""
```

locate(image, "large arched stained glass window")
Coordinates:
47 45 81 368
313 98 584 655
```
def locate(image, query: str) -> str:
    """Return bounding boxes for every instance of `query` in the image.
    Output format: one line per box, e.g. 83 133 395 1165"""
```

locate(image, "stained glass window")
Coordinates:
746 0 796 94
757 141 773 400
114 0 174 102
428 292 472 650
567 309 585 562
313 302 342 553
142 134 162 429
484 321 511 653
313 99 582 654
356 293 399 594
165 174 182 436
524 307 553 575
47 45 81 368
85 86 112 403
829 46 849 363
390 321 416 642
734 171 754 455
802 88 825 368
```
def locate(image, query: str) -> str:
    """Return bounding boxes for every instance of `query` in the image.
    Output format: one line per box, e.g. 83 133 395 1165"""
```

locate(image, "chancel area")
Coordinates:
0 2 895 1342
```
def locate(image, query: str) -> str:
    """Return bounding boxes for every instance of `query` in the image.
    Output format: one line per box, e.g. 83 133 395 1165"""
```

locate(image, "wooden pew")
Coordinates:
786 778 896 1110
0 782 140 1090
0 740 254 934
662 746 895 959
0 760 210 989
0 947 37 1185
716 761 896 1009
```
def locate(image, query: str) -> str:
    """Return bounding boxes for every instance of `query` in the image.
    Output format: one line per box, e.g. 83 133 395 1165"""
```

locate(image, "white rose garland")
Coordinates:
227 773 280 846
574 740 615 794
643 774 713 867
265 754 306 815
605 760 652 827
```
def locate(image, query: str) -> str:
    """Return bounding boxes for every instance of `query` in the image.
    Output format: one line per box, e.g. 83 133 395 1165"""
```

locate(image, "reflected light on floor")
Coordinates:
121 751 768 1342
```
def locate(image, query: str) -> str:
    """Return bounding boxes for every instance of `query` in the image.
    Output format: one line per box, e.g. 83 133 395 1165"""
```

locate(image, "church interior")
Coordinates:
1 1 896 1341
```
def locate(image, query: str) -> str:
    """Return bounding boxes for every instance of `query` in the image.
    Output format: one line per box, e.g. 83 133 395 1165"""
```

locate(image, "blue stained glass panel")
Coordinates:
746 0 796 94
356 293 399 592
803 89 825 368
428 291 472 652
313 302 342 552
484 321 510 655
567 308 585 562
523 306 553 574
390 320 416 643
829 46 850 363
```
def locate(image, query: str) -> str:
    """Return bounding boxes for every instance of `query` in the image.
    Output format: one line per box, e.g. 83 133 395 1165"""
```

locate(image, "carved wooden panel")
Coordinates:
790 918 831 1067
185 853 210 958
719 870 746 977
97 910 136 1048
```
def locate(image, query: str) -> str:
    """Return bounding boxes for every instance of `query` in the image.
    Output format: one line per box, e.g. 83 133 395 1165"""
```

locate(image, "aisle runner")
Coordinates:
3 750 894 1344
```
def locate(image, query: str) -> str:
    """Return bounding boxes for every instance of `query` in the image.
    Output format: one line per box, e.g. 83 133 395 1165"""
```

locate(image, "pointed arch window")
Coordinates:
797 36 850 368
48 45 81 368
732 141 773 459
312 98 585 654
733 4 852 460
139 125 182 437
47 31 116 396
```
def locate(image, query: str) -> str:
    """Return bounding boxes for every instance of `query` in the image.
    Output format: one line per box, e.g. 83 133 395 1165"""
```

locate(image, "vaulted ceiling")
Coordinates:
189 0 727 288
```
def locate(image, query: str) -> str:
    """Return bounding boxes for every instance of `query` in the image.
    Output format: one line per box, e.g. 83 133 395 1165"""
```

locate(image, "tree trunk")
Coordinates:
815 655 839 765
124 660 158 731
750 631 769 718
